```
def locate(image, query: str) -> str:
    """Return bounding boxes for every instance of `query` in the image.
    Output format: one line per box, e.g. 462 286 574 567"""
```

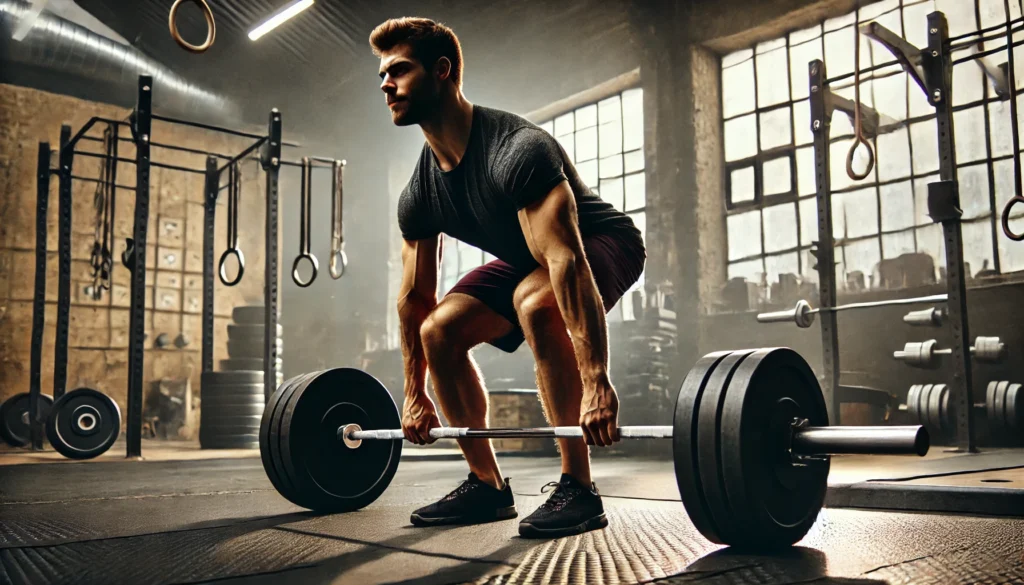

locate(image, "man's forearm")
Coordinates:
548 255 610 387
398 292 436 398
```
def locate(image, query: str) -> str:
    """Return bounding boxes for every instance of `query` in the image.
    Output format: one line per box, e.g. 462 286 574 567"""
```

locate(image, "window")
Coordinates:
722 0 1024 293
437 87 647 320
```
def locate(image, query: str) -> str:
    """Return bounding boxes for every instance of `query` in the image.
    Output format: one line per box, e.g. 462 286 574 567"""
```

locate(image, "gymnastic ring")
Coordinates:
1002 195 1024 242
846 135 875 181
219 247 245 287
292 253 319 288
329 248 347 279
169 0 216 54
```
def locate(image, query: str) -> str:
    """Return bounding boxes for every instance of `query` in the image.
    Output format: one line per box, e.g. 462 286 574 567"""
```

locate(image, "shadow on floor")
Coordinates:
656 547 888 585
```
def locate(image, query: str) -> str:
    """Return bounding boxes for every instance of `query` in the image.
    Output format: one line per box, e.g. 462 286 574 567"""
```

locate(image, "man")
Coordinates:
370 17 645 538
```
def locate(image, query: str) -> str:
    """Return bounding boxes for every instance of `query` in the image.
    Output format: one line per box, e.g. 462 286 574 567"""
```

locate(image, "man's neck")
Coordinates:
420 93 474 172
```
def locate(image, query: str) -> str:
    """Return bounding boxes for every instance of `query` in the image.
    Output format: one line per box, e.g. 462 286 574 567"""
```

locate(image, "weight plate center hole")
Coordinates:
342 423 363 449
78 413 96 432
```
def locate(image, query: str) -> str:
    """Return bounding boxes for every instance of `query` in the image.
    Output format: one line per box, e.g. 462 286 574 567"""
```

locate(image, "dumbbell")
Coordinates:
893 337 1006 369
903 381 1020 438
260 347 930 551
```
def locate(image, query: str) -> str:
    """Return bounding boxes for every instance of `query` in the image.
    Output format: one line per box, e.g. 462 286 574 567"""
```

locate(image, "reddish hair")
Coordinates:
369 17 463 88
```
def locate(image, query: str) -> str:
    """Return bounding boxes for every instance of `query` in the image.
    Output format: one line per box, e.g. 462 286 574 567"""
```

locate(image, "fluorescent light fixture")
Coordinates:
248 0 314 41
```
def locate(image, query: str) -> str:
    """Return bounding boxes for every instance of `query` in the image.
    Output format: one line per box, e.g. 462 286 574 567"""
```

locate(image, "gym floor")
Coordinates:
3 448 1023 585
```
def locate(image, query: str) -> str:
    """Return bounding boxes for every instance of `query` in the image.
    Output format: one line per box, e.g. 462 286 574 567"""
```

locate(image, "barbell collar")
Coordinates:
791 425 928 456
756 300 815 328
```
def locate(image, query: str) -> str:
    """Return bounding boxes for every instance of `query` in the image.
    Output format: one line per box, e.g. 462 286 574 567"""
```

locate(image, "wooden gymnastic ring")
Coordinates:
169 0 216 54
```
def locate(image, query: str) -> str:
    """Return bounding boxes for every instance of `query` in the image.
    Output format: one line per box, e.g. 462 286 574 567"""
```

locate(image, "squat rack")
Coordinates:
808 9 1024 450
25 75 302 458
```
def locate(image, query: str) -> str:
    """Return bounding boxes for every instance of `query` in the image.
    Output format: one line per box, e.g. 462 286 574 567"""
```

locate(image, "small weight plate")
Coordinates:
200 434 260 450
46 388 121 460
228 324 284 339
232 305 269 325
278 368 402 512
719 348 829 550
0 393 54 447
202 371 264 386
200 401 266 417
987 381 999 430
228 338 284 359
695 349 758 547
672 350 733 546
219 358 284 372
259 372 320 502
199 415 264 429
1007 384 1020 431
991 381 1011 433
927 384 947 434
201 382 265 395
907 385 922 423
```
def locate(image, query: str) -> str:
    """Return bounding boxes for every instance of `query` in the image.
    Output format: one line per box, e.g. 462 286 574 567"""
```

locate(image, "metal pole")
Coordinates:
126 75 153 459
809 60 841 424
926 13 976 453
202 156 218 374
54 125 72 402
29 142 51 450
263 110 283 399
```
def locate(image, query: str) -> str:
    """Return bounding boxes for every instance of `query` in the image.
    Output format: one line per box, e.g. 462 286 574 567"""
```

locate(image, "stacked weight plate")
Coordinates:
220 305 284 388
200 371 265 449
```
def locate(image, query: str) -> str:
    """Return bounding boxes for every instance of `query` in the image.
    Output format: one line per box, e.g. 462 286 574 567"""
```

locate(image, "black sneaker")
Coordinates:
410 472 517 526
518 473 608 538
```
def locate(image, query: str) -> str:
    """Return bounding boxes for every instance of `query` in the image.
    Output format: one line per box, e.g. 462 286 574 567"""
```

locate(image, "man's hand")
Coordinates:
580 378 620 447
402 392 441 445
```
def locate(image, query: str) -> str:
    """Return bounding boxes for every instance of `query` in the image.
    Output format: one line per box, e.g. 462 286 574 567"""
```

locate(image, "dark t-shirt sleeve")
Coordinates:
397 185 438 241
492 127 568 210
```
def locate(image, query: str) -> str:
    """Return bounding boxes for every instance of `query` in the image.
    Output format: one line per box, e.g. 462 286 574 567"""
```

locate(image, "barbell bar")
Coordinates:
259 347 931 551
757 294 949 328
342 424 927 456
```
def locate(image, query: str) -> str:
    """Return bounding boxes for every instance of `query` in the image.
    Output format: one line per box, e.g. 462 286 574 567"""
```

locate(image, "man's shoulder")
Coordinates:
476 105 542 144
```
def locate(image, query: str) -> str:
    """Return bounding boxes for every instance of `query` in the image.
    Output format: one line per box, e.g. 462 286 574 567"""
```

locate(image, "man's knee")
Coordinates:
513 280 561 335
420 306 473 359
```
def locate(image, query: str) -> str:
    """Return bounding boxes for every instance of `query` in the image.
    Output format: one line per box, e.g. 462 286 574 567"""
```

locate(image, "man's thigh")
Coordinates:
426 292 516 350
446 259 534 353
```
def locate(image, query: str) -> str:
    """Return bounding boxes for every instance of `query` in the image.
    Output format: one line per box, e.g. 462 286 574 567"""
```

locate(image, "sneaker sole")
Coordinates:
410 505 518 527
518 513 608 539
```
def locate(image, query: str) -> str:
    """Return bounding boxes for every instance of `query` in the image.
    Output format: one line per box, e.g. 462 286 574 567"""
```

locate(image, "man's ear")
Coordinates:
435 57 452 81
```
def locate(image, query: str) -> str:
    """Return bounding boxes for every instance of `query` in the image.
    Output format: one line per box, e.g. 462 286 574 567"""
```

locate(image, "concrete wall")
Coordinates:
0 83 267 432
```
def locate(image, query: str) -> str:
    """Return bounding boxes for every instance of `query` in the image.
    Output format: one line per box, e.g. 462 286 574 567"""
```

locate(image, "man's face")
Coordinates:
378 44 441 126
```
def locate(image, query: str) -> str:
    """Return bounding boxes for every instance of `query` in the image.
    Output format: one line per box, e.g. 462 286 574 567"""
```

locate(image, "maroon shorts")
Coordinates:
447 230 646 353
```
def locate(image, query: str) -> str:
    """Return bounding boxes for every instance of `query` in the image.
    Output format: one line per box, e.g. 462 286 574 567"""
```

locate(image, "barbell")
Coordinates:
259 347 929 550
756 294 948 328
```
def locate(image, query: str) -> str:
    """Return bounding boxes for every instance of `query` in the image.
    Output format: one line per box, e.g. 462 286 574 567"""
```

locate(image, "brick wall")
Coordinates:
0 83 269 433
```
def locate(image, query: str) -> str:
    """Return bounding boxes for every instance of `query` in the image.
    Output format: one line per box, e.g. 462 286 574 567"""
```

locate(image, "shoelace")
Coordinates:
539 481 578 512
442 479 477 502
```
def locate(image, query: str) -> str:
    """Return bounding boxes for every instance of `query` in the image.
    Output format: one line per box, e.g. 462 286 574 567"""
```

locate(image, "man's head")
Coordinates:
370 17 463 126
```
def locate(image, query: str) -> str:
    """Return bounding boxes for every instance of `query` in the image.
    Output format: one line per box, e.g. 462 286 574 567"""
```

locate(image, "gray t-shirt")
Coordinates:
398 105 641 270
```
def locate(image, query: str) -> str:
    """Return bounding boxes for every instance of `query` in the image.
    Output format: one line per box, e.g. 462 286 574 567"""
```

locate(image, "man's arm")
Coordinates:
397 236 440 407
517 181 619 446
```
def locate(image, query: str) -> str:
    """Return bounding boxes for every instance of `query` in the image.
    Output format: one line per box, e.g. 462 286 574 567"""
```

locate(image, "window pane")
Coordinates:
628 211 646 244
599 95 621 123
622 88 644 151
764 156 792 196
539 121 553 135
963 219 995 276
728 258 764 282
824 11 855 32
844 187 879 238
727 210 763 260
789 37 823 101
910 120 940 175
723 58 756 118
989 100 1015 158
908 77 933 118
756 47 790 107
882 230 916 259
952 60 984 108
916 223 946 270
624 172 645 211
599 154 622 179
760 107 793 151
958 163 990 220
557 133 575 162
874 68 908 119
624 150 645 173
576 126 598 162
954 107 988 164
722 48 753 69
599 121 623 159
576 104 598 129
877 127 912 182
577 160 598 188
600 177 624 212
880 181 914 232
903 2 933 49
458 242 482 273
831 191 847 238
555 112 574 137
914 174 941 226
799 196 818 246
936 0 978 39
765 252 799 289
756 37 786 54
790 24 821 46
763 203 798 252
823 25 855 79
725 114 758 162
797 146 816 196
731 166 756 204
842 238 881 286
793 100 812 146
